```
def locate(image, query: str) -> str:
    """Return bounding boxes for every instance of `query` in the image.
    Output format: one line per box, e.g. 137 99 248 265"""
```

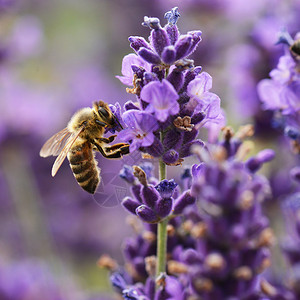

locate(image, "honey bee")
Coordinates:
40 101 130 194
290 38 300 61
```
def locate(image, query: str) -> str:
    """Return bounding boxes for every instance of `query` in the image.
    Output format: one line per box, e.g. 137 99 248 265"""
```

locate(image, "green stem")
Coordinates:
156 156 168 278
159 159 166 181
156 216 168 277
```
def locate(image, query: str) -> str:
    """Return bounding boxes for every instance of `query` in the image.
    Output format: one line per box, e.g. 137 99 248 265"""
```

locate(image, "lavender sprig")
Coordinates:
107 6 278 300
115 7 225 289
258 30 300 153
116 7 224 166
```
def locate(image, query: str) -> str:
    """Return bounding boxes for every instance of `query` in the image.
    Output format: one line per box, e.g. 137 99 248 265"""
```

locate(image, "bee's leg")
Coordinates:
105 143 130 155
97 135 117 144
93 141 130 158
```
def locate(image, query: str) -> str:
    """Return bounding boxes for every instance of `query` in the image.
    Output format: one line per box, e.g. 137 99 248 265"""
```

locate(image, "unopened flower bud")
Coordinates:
173 190 195 215
162 149 179 165
167 68 184 91
128 36 150 52
138 47 161 65
175 35 192 60
130 184 143 203
187 30 202 54
155 197 173 218
141 185 160 208
122 197 141 215
182 248 203 264
136 205 159 223
150 25 170 56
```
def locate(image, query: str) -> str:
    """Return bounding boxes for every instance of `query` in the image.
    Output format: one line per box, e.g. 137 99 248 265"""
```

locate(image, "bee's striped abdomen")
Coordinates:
68 141 100 194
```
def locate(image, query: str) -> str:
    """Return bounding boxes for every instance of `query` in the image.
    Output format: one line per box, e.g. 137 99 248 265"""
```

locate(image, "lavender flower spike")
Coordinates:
141 79 180 122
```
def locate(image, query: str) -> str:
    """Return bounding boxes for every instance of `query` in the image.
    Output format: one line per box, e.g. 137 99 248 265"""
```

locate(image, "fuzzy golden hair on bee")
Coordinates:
40 101 130 194
67 107 94 132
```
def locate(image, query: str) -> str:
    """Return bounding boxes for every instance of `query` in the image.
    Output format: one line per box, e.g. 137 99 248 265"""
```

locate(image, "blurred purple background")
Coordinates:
0 0 299 299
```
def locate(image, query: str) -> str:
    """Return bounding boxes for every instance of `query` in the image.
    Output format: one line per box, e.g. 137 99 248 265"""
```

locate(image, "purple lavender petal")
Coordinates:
141 79 179 122
187 72 213 98
116 53 151 86
118 110 159 152
270 55 296 84
257 79 284 110
124 100 140 111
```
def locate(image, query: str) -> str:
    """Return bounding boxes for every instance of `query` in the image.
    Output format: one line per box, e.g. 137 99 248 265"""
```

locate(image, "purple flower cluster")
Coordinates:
111 131 274 299
258 189 300 300
116 7 224 164
121 164 195 223
258 30 300 150
189 160 272 299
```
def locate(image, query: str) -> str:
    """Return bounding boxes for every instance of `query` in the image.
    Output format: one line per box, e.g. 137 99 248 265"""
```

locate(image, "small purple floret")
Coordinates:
155 179 178 199
140 79 179 122
118 110 159 152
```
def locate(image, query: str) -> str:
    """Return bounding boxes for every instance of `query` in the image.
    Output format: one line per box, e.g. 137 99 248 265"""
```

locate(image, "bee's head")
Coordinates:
93 101 123 131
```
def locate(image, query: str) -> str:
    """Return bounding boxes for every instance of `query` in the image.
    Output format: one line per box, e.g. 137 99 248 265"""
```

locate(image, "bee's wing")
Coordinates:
40 128 72 157
51 127 84 177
